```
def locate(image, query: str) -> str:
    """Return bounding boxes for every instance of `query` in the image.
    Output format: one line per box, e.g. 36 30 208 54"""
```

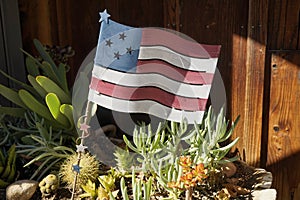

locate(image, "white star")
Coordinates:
99 9 111 24
76 144 88 153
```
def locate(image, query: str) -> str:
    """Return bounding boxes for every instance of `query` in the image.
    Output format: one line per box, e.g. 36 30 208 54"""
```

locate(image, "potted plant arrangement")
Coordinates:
0 39 275 200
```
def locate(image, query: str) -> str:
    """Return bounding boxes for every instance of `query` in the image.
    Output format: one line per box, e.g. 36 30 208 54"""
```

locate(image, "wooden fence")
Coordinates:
17 0 300 199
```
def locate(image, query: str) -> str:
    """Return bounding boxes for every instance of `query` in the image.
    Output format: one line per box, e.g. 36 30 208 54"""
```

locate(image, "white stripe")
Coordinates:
92 65 212 98
88 89 204 124
139 46 218 73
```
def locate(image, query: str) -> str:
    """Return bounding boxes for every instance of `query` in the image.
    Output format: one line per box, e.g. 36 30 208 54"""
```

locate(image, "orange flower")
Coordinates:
179 156 193 172
167 181 180 189
179 156 192 166
180 172 197 188
192 163 207 182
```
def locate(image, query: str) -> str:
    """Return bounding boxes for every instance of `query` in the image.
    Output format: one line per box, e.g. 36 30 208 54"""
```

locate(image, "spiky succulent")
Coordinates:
59 152 100 189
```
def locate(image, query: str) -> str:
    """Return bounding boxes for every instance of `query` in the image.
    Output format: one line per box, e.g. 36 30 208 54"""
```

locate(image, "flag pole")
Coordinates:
71 100 93 200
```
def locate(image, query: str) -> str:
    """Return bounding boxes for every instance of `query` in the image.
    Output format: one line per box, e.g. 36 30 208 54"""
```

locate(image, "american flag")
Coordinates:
88 11 221 124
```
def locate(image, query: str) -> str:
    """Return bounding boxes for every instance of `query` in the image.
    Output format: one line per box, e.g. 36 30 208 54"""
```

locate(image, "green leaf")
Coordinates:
57 63 69 93
36 122 50 141
33 39 59 77
120 177 129 200
0 69 39 97
40 61 61 88
18 89 54 122
45 93 70 128
212 137 239 153
123 135 139 153
36 76 71 104
60 104 74 129
0 107 26 118
25 56 40 77
27 75 47 98
0 84 27 108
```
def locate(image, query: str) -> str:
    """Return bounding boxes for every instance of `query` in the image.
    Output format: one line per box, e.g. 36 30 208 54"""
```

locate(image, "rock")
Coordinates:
221 162 237 177
6 180 38 200
252 189 277 200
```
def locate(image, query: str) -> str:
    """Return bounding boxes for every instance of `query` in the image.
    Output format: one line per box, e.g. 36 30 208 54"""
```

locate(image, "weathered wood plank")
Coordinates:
18 0 59 51
54 0 105 84
242 0 268 167
180 0 266 167
179 0 248 113
267 52 300 200
118 0 164 27
268 0 300 50
163 0 180 31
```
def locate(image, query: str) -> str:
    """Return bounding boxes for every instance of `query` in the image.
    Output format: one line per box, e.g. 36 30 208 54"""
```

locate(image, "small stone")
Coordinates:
6 180 38 200
252 189 277 200
221 162 237 177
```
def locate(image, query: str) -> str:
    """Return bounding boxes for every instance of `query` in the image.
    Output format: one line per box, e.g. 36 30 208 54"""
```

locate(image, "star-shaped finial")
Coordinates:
76 144 88 153
119 33 126 40
80 123 90 132
114 51 121 59
99 9 111 23
72 164 81 173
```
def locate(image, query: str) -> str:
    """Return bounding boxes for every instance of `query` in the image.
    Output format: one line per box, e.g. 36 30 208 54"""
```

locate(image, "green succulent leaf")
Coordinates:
0 84 27 108
25 56 40 77
60 104 74 129
27 75 47 98
0 70 39 97
33 39 59 77
0 107 26 118
18 89 54 122
45 93 70 128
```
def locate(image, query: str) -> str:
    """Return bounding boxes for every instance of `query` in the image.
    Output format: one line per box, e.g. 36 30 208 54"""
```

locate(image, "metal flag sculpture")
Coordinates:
88 10 221 124
71 9 221 199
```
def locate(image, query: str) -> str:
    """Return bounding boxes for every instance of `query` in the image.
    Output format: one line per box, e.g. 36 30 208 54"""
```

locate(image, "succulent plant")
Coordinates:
186 106 240 166
39 174 59 196
115 106 240 199
119 169 153 200
0 39 78 181
113 147 135 173
0 39 75 132
0 144 17 188
15 111 75 180
59 152 100 190
122 122 165 174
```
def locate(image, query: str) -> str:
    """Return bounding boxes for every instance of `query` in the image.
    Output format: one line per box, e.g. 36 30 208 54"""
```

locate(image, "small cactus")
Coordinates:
59 152 100 190
39 174 59 196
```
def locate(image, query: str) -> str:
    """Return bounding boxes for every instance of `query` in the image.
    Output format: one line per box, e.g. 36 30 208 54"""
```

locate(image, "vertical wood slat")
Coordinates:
18 0 59 51
267 52 300 200
179 0 252 163
54 0 103 84
179 0 248 109
163 0 180 31
242 0 268 167
268 0 300 50
118 0 164 27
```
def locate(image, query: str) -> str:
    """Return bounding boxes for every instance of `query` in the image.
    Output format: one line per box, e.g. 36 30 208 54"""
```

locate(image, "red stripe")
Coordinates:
136 60 214 84
90 77 207 111
141 28 221 58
